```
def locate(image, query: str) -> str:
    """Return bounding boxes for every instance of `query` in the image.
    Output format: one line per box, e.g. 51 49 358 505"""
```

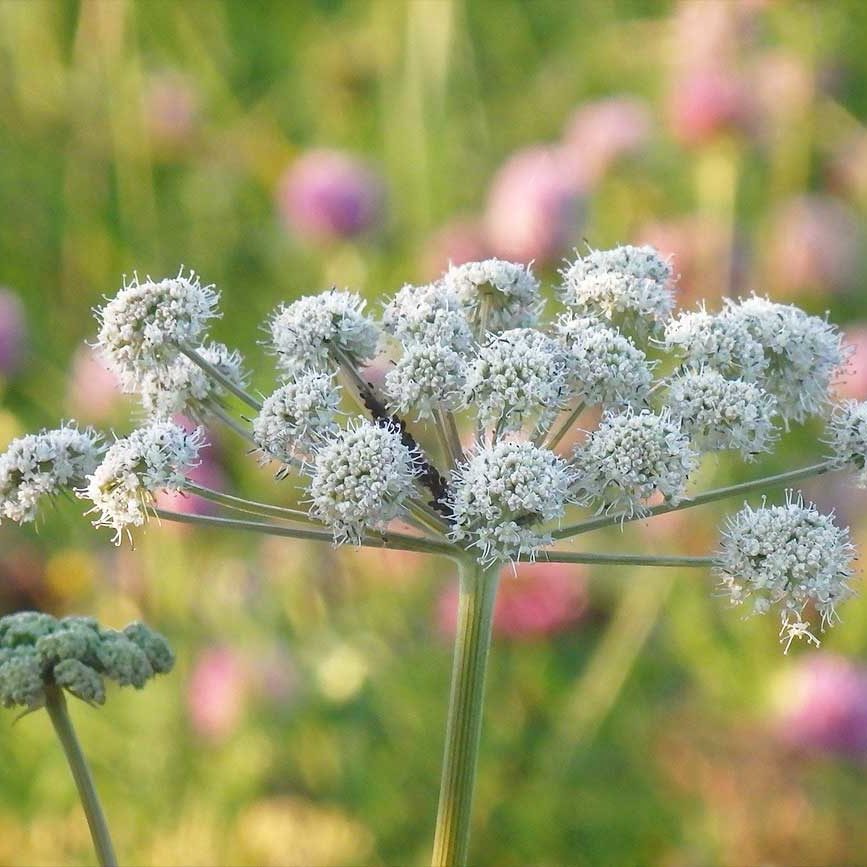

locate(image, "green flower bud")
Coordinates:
122 622 175 675
0 651 44 709
0 612 58 649
96 632 154 688
53 659 106 706
35 627 99 669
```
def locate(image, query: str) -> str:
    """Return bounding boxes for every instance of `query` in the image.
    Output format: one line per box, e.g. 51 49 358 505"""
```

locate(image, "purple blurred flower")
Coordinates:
0 289 26 377
420 218 491 280
484 145 584 265
773 654 867 758
277 149 385 243
66 346 124 422
187 646 249 742
437 561 588 640
766 195 861 297
561 96 651 186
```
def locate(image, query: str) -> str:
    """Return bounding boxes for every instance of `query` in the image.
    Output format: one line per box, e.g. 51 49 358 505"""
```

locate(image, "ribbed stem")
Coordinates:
44 686 118 867
432 559 500 867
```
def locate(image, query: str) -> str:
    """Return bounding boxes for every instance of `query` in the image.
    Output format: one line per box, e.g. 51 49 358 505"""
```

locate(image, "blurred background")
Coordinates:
3 0 867 863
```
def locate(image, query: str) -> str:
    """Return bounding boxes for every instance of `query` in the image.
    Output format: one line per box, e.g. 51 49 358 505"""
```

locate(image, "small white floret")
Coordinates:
667 368 778 459
448 441 574 564
573 407 697 517
253 372 341 463
95 269 219 388
443 259 542 334
560 245 675 339
269 289 379 373
307 421 420 544
716 493 856 652
81 421 205 544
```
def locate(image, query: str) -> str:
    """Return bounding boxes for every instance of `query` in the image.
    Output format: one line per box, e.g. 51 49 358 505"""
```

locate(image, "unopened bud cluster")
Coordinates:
0 612 174 710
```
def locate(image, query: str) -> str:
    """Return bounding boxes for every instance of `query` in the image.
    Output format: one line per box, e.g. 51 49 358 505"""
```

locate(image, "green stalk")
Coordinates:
432 559 501 867
44 686 118 867
176 342 263 412
152 507 457 557
552 460 839 541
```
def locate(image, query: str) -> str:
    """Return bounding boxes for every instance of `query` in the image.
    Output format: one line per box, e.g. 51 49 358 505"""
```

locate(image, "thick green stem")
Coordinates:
432 559 500 867
44 686 118 867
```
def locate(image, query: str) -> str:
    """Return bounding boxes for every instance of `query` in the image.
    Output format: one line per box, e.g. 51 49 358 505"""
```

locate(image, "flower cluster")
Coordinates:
573 408 697 517
717 494 856 652
307 421 420 544
3 243 863 649
83 420 205 544
464 329 571 433
254 372 341 463
139 342 246 420
448 442 574 563
0 425 103 525
269 289 379 372
95 269 219 389
827 399 867 486
667 368 777 459
555 314 654 407
443 259 542 333
0 612 174 709
560 244 675 338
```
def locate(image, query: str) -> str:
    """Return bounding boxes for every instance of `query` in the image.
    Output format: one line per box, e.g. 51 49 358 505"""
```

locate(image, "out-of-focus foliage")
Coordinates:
3 1 867 864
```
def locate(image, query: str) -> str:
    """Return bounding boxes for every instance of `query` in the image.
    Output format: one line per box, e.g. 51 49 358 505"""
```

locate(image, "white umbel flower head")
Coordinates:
448 441 574 564
82 421 205 544
464 328 572 433
723 295 847 424
138 342 246 420
269 289 380 373
385 344 467 419
555 314 654 407
307 420 420 544
95 269 219 388
560 244 675 339
717 493 856 652
382 282 473 352
667 368 778 459
253 372 341 463
826 400 867 486
573 407 697 516
0 425 103 525
663 305 767 379
443 259 542 334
